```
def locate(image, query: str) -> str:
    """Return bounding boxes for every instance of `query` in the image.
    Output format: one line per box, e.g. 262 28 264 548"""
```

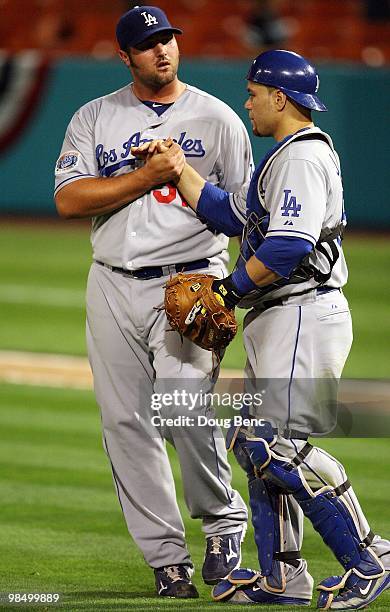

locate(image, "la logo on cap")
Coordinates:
141 11 158 26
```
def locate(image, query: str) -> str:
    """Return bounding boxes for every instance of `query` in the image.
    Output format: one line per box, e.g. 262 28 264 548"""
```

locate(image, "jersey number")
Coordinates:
153 184 187 207
280 189 301 217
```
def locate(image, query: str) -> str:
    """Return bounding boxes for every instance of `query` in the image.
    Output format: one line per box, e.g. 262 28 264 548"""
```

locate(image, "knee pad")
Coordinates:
225 421 275 476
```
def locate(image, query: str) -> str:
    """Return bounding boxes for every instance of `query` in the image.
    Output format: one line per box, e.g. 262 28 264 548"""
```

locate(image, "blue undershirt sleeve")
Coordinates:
255 236 313 279
197 181 244 237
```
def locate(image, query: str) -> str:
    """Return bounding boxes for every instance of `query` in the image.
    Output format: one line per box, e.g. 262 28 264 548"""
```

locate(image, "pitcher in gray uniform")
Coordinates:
54 6 252 599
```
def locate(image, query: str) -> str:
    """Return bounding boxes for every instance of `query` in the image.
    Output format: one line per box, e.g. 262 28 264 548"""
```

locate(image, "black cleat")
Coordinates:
202 529 245 585
317 568 390 609
154 564 199 598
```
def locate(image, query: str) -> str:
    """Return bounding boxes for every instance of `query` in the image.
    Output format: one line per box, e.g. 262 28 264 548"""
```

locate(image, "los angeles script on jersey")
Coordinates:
96 131 205 174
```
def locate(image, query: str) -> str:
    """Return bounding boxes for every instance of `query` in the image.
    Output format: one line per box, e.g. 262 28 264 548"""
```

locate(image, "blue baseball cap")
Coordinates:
116 5 183 50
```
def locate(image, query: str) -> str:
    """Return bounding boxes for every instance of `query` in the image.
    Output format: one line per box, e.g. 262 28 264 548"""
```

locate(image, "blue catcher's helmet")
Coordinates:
247 50 327 112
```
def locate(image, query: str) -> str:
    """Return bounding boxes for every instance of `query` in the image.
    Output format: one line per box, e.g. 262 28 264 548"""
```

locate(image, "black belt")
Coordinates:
95 258 210 280
260 286 341 311
317 286 341 295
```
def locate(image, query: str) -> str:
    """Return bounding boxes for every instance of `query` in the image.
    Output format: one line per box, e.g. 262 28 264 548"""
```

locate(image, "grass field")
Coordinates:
0 222 389 610
0 222 389 377
0 382 389 611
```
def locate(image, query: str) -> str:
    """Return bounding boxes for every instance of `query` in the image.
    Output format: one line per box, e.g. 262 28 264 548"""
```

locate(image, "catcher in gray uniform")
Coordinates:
135 50 390 609
54 5 252 599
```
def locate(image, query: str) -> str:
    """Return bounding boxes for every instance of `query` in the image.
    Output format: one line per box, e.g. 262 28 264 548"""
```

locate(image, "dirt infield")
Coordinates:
0 350 93 389
1 351 389 417
0 350 241 390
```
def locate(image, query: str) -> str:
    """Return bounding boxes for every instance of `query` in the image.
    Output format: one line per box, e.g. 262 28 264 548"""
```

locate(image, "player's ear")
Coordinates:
118 49 131 67
274 89 287 111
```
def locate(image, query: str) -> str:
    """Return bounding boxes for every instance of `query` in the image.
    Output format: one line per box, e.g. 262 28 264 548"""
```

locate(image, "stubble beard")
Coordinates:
131 53 179 92
144 67 177 90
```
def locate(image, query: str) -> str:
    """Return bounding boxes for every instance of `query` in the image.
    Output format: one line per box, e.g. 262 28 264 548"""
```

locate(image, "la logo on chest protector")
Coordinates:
141 11 158 26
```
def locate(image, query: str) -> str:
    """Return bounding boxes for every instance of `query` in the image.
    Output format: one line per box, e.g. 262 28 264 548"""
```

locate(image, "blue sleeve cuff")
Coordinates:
255 236 313 278
231 265 258 295
197 182 244 237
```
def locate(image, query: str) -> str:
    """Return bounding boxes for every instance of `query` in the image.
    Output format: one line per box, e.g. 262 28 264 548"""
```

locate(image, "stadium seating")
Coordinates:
1 0 389 63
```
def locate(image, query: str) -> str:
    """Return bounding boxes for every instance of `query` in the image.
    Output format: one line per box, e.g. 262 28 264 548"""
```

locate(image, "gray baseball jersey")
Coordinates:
55 83 253 269
54 82 252 569
228 127 348 306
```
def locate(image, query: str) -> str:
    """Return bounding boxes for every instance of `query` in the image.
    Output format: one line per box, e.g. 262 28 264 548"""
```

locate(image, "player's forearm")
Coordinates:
55 165 168 219
177 164 243 237
176 163 205 211
212 257 279 310
245 255 280 286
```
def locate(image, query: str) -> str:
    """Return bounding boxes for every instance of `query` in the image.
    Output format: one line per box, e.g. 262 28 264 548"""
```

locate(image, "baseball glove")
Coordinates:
164 273 238 352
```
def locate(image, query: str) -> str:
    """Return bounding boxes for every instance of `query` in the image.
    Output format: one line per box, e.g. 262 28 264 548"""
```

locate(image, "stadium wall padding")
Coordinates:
0 57 389 227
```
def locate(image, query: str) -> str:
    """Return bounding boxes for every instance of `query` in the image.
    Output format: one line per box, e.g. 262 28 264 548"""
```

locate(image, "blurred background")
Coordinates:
0 2 389 606
0 0 389 371
2 0 390 61
0 0 389 394
0 0 389 222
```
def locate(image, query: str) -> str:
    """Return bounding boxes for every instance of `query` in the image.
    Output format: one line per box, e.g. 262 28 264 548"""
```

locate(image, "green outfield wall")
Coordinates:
0 57 389 227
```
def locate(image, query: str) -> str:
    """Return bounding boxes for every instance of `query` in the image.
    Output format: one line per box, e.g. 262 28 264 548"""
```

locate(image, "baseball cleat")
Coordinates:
202 527 246 584
317 569 390 609
212 569 311 605
154 564 199 598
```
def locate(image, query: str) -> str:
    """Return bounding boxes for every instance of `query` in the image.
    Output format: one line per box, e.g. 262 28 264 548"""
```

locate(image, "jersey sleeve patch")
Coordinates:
55 150 81 175
280 189 302 218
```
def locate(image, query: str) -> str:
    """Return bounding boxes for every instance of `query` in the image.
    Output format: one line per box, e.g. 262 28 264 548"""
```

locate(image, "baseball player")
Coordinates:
137 50 390 608
54 5 252 599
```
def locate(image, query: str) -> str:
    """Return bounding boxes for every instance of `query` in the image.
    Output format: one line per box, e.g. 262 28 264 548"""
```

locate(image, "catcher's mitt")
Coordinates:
164 273 238 352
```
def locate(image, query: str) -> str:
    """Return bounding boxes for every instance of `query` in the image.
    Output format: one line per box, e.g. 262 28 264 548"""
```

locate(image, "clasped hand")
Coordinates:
131 137 184 185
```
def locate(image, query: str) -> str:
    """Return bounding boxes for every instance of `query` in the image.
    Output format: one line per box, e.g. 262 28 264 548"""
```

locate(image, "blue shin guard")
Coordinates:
226 424 303 593
242 434 385 588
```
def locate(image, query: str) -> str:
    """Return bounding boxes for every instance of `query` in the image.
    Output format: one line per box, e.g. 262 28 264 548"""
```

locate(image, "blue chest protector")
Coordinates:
237 129 345 294
240 131 300 264
245 130 301 218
